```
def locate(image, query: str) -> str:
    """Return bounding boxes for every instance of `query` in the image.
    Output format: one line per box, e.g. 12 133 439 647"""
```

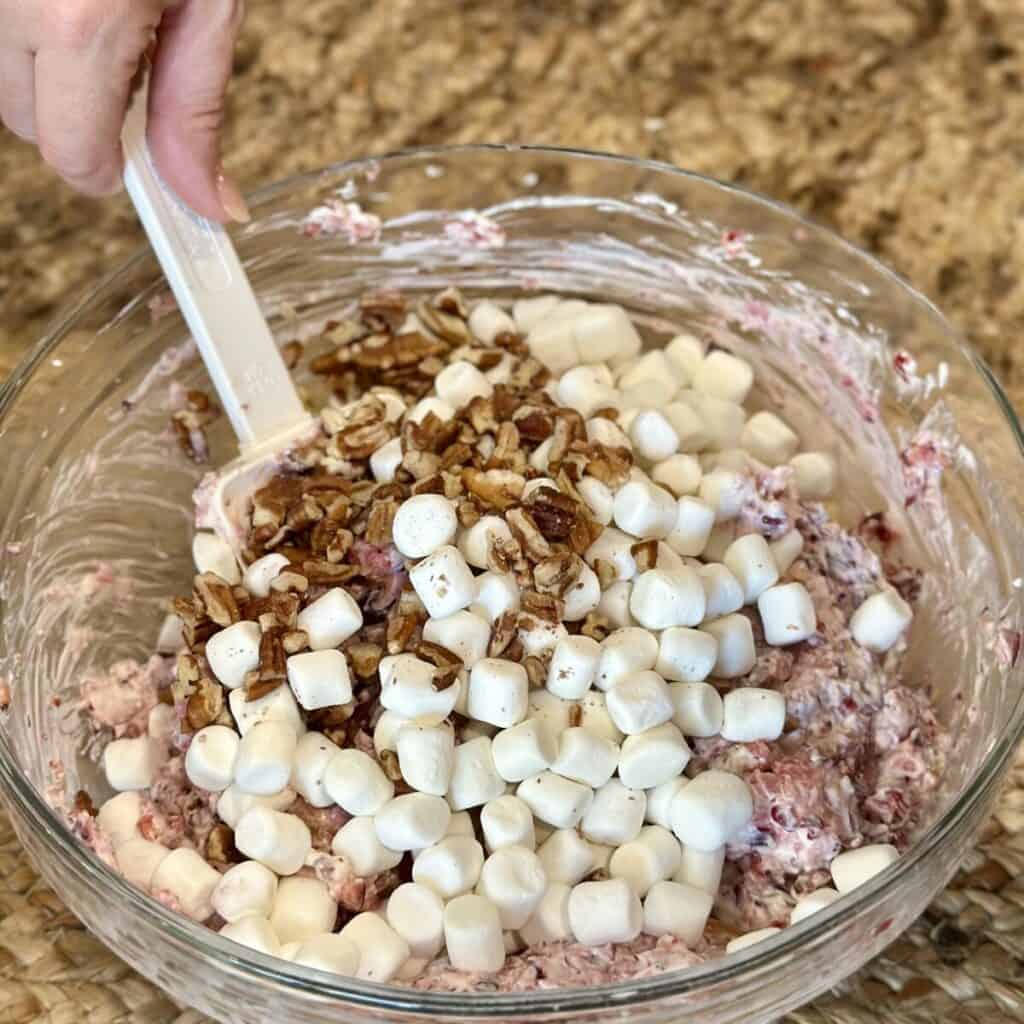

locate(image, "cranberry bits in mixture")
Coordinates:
73 288 944 989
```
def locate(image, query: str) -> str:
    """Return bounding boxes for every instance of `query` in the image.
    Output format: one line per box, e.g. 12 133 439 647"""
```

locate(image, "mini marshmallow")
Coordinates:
606 670 674 735
526 688 572 739
613 479 678 541
413 835 485 898
610 826 682 896
331 815 404 875
155 612 184 654
379 654 460 724
96 792 142 847
662 401 711 453
323 749 394 816
617 349 679 391
721 687 786 742
850 590 913 654
458 515 515 569
535 829 595 887
468 658 529 728
630 410 680 462
513 294 561 333
285 649 353 712
585 526 638 581
723 534 780 604
448 736 507 810
103 736 163 792
291 934 361 976
193 531 240 584
790 451 836 500
212 861 278 923
269 876 338 944
376 794 452 851
517 772 593 829
703 522 738 563
185 724 239 793
757 581 817 646
698 562 745 619
527 317 580 376
242 553 290 598
657 627 718 684
206 621 261 690
235 806 312 875
618 722 691 789
340 913 411 983
472 571 521 623
387 882 446 960
444 894 506 973
700 615 755 681
630 567 706 629
557 365 618 418
693 350 753 404
669 681 724 737
741 411 800 466
674 844 726 895
703 448 750 473
726 927 781 954
370 436 404 483
770 529 804 575
596 581 635 629
575 304 643 362
150 848 221 920
219 915 280 957
393 494 458 559
651 454 703 496
518 615 569 659
643 880 714 945
665 334 705 383
228 685 304 738
596 627 659 690
114 838 170 890
688 393 746 451
408 396 456 425
552 727 619 788
409 545 477 619
670 770 753 851
645 778 688 830
830 844 899 893
547 635 601 700
296 587 363 650
568 878 642 946
436 360 495 409
492 719 557 783
790 887 842 924
578 690 624 744
562 564 601 621
581 779 647 845
397 722 455 796
423 610 491 667
216 785 296 829
373 710 404 755
520 882 573 945
619 373 678 411
233 720 298 796
655 542 689 574
147 703 177 744
482 795 536 852
665 496 716 557
469 301 516 343
478 845 548 929
698 469 748 523
577 475 615 525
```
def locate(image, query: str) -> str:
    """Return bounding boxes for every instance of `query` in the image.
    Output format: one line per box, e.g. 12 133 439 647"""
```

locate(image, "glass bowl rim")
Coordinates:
2 142 1023 1015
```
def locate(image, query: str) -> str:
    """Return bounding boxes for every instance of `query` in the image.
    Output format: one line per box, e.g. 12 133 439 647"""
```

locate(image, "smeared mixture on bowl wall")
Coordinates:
69 286 946 988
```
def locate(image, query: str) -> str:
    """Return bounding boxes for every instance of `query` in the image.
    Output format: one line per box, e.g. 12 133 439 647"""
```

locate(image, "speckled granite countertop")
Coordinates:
3 0 1024 406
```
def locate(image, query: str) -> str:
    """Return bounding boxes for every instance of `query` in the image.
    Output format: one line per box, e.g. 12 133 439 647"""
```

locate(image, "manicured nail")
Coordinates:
216 168 251 223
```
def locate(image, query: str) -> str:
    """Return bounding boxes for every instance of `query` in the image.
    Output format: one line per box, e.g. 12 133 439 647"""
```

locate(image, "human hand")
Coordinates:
0 0 248 222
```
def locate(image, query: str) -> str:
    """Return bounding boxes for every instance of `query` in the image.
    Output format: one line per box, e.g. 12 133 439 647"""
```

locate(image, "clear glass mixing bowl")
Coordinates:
1 146 1023 1024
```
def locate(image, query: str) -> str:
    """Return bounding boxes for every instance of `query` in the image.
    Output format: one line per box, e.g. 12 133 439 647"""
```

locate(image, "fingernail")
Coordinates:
216 168 251 224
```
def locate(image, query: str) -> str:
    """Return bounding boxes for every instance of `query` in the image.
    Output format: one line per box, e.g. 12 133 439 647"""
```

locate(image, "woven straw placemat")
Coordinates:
3 1 1024 1020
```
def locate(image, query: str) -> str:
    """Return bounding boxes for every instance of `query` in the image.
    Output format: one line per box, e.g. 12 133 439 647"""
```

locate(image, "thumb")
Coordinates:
147 0 247 222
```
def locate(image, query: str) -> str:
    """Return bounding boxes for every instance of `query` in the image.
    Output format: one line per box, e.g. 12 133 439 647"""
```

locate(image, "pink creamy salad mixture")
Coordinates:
69 463 946 991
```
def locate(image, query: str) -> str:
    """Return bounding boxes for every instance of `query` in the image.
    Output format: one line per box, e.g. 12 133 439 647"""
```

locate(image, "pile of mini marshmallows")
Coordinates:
98 295 914 981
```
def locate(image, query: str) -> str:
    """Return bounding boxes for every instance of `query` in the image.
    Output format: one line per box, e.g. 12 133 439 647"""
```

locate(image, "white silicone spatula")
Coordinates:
122 78 315 555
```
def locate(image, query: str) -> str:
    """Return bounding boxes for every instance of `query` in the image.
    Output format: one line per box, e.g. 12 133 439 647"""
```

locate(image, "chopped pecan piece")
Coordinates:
416 640 463 670
345 642 382 679
379 749 403 782
465 469 526 511
568 703 583 727
282 630 309 654
301 560 357 586
513 407 554 442
489 611 519 657
568 514 604 556
594 558 618 590
523 656 547 688
270 570 309 594
533 553 584 596
506 506 552 561
631 540 658 573
585 444 633 490
281 340 304 369
456 498 482 528
521 590 563 622
194 572 240 627
365 499 398 546
186 676 225 730
581 613 611 642
205 824 240 865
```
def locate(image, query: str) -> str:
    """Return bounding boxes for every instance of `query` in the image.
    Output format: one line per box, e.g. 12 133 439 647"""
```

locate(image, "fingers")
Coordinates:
32 1 166 196
148 0 247 222
0 48 35 142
